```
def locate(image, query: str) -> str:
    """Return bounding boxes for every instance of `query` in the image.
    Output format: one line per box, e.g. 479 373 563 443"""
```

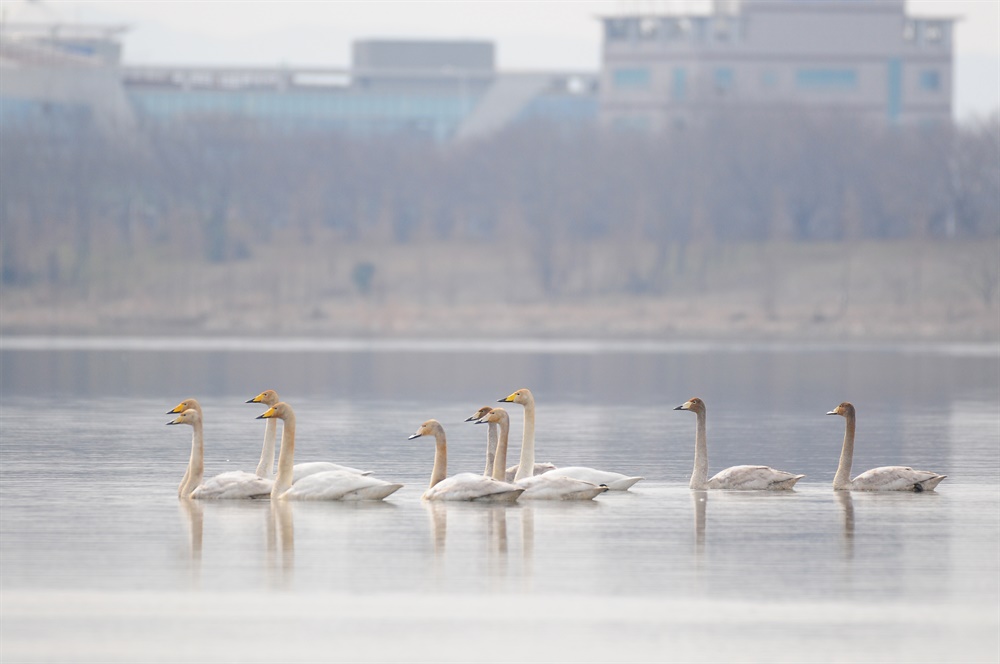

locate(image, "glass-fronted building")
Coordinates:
599 0 954 130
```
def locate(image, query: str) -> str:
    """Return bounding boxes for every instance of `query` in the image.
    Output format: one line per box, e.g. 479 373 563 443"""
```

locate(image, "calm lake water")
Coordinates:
1 338 998 663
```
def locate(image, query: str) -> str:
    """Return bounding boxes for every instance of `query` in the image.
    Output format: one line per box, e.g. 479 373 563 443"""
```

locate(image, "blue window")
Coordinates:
887 59 902 122
714 67 734 91
613 67 651 89
795 69 858 90
672 68 687 101
920 70 941 91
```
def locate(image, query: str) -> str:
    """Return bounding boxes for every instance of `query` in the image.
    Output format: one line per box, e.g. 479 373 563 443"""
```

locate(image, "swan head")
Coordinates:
465 406 493 423
498 388 533 405
257 401 294 421
827 402 855 418
409 419 444 440
674 397 705 413
477 407 509 426
246 390 279 406
167 398 201 415
166 408 200 426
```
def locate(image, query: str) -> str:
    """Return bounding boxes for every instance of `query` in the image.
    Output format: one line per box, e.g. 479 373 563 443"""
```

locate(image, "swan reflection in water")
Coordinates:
423 501 519 585
178 498 204 585
267 499 295 587
837 490 855 561
691 490 707 560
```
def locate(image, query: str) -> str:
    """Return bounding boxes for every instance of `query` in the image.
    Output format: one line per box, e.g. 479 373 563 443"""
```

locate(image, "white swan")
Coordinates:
466 405 499 477
827 402 946 492
247 389 372 482
498 388 642 490
674 397 804 490
408 419 524 502
258 402 403 501
481 407 607 500
166 405 272 500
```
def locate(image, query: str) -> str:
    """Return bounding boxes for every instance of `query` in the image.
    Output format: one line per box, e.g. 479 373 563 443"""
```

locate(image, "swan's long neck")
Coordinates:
180 420 205 498
690 409 709 490
492 417 510 482
483 422 498 477
515 397 536 481
834 413 856 490
430 430 447 488
272 415 296 499
255 417 277 479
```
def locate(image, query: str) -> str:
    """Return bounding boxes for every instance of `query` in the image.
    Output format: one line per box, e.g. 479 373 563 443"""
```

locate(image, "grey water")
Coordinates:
1 339 998 663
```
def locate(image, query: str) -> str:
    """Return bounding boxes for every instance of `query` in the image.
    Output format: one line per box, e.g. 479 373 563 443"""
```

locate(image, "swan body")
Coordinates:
247 390 373 481
188 470 274 500
675 398 804 491
409 419 524 502
423 472 525 502
827 402 946 492
480 408 607 500
498 387 641 491
504 463 557 483
292 461 372 482
258 402 402 501
166 405 272 500
537 467 640 492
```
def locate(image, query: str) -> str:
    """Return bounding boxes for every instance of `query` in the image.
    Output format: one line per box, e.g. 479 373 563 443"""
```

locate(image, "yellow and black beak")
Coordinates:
166 414 183 425
246 393 264 404
167 403 186 414
256 406 277 420
497 392 516 403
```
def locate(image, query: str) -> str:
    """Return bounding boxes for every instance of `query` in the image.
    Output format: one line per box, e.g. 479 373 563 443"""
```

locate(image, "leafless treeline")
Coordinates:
1 110 997 294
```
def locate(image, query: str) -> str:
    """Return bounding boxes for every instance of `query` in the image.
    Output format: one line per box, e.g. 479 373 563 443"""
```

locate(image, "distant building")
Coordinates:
0 25 597 141
599 0 954 131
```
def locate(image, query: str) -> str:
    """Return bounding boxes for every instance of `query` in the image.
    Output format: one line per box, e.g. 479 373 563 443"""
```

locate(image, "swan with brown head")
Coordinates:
408 419 524 502
674 397 804 490
827 402 945 492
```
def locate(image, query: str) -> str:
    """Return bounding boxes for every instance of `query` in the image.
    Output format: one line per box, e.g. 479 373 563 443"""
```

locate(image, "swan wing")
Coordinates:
851 466 946 492
516 474 607 500
293 461 372 482
505 462 557 483
707 465 804 490
281 470 402 501
540 466 643 491
423 473 524 502
190 471 273 500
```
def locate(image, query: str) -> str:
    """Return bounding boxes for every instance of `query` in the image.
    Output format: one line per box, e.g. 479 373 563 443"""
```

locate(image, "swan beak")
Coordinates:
407 432 423 440
166 416 181 425
464 415 478 422
498 392 516 403
166 403 185 414
826 410 838 415
673 404 687 411
246 395 262 404
473 419 486 425
257 407 277 420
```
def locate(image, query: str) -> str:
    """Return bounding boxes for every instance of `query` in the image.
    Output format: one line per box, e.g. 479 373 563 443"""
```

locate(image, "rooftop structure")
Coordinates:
599 0 955 130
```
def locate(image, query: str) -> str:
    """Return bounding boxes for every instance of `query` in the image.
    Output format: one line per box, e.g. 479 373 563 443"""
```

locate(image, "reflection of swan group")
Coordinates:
166 387 946 503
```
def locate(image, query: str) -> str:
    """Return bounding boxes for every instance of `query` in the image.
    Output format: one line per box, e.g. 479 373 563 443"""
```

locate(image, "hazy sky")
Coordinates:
6 0 999 118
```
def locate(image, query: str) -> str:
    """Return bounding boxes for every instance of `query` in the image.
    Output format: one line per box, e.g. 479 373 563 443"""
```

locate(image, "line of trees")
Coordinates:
1 109 997 294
